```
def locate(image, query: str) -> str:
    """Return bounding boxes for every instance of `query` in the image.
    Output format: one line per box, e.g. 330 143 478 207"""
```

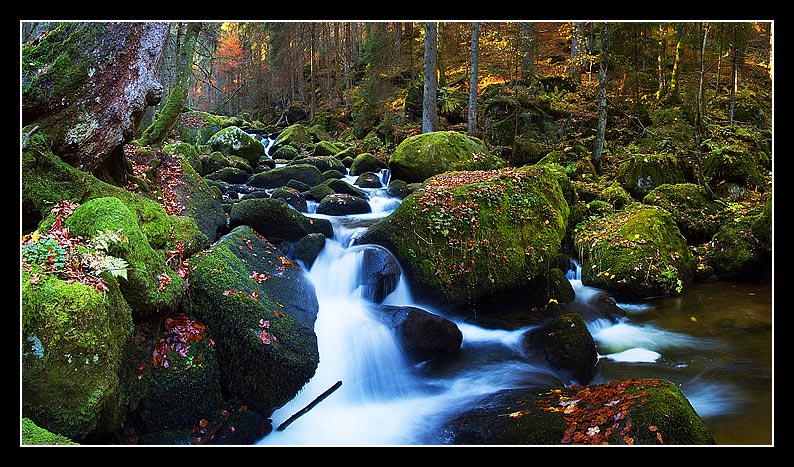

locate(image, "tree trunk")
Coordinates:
669 24 684 98
520 22 536 81
139 22 201 148
22 22 170 183
468 22 480 136
422 22 438 134
593 23 609 169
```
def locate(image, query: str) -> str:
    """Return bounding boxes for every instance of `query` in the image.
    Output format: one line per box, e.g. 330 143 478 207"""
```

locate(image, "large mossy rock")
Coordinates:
184 225 320 416
247 163 325 189
642 183 724 245
270 123 313 154
174 111 239 145
65 197 185 320
22 266 133 442
357 166 569 309
617 153 692 199
229 197 331 243
207 126 264 167
126 314 224 436
701 203 772 280
572 204 696 301
388 130 505 183
440 378 716 445
141 145 227 245
21 418 80 445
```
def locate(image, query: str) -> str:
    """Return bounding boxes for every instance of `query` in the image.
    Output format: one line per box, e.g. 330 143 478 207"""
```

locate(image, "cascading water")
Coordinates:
252 137 770 445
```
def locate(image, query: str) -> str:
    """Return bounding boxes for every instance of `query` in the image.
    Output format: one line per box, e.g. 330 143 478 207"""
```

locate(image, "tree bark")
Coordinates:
468 22 480 137
593 23 609 169
422 22 438 134
139 22 202 148
22 22 170 182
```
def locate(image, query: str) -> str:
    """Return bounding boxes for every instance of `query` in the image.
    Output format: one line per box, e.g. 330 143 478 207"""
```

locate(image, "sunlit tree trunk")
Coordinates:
422 22 438 133
694 22 715 198
468 22 479 136
593 22 609 169
656 23 666 100
570 22 586 80
669 23 684 98
437 23 446 88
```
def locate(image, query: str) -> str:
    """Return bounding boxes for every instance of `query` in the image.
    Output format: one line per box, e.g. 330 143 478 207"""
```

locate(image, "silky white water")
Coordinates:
253 164 770 445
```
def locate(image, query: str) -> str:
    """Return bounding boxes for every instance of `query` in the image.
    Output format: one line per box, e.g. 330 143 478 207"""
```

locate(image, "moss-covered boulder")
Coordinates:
323 178 367 198
229 197 326 243
643 183 723 245
354 172 383 188
207 126 264 167
312 140 343 157
357 166 569 309
271 186 308 212
22 263 133 442
287 155 346 173
700 206 772 281
126 314 224 435
201 151 233 176
388 130 505 183
316 193 372 216
183 225 320 416
270 144 301 161
247 163 325 190
174 110 238 145
65 197 185 320
572 204 696 301
617 153 692 199
441 379 715 445
350 152 389 176
270 123 313 154
205 166 251 185
133 146 226 246
21 418 79 445
521 313 598 385
163 141 202 175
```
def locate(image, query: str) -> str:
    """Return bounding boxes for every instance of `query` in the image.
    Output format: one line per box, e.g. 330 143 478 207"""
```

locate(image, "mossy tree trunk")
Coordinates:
21 22 170 183
139 22 202 147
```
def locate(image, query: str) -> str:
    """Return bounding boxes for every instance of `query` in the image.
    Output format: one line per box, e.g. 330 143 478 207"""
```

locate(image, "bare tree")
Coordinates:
422 22 438 133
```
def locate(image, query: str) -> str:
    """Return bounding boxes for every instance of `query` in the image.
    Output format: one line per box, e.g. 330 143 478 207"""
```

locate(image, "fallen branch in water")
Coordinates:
276 380 343 431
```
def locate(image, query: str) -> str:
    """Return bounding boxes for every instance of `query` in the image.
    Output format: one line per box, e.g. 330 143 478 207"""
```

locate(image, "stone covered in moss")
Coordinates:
247 163 325 190
207 126 264 167
21 418 79 445
617 153 692 199
270 123 313 154
183 225 320 416
702 210 771 281
358 166 569 309
388 130 505 183
22 130 199 254
229 197 325 243
573 204 695 301
643 183 723 244
174 110 239 145
287 155 347 173
441 378 715 445
350 152 389 176
65 197 184 320
126 315 224 435
22 267 133 442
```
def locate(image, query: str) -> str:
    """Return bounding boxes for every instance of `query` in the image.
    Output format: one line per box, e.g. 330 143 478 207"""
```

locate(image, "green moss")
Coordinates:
361 166 569 307
573 204 695 300
22 266 133 440
21 418 79 445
